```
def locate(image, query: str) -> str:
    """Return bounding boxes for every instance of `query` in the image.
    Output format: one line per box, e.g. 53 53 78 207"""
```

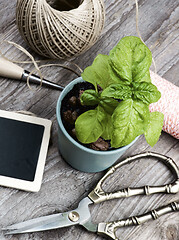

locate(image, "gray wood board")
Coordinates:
0 0 179 239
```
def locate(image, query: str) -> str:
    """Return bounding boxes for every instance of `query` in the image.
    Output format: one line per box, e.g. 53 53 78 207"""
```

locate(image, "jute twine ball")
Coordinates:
16 0 105 59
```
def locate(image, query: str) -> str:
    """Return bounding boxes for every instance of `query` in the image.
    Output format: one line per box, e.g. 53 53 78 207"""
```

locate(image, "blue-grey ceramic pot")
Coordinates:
56 77 137 172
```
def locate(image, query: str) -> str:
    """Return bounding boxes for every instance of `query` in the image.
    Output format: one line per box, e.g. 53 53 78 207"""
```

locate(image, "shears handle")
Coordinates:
88 152 179 204
97 201 179 240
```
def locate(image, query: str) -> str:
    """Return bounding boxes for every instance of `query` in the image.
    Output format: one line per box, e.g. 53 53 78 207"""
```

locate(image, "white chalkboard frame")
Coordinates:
0 110 52 192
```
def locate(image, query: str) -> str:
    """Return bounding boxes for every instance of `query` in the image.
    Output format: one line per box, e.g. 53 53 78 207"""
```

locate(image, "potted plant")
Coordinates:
56 36 164 172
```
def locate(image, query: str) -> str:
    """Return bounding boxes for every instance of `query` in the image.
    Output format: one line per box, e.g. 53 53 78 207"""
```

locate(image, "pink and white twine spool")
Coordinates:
150 71 179 139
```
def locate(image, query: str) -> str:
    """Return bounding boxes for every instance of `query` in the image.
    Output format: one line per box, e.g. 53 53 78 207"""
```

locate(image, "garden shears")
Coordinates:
3 152 179 239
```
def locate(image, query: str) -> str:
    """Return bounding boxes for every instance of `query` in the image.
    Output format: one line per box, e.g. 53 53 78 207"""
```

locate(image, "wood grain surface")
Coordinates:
0 0 179 239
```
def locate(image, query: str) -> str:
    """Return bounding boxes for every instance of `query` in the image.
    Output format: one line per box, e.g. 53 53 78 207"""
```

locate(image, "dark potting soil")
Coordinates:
61 82 112 151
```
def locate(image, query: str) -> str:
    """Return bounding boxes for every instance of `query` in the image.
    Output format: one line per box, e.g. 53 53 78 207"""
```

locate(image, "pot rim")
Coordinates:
56 77 137 155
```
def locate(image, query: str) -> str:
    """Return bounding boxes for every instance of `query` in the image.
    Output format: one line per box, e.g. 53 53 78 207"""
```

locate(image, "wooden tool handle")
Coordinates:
0 57 24 80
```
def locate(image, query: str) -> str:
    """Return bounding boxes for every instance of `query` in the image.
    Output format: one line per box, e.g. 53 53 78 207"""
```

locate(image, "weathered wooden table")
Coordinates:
0 0 179 239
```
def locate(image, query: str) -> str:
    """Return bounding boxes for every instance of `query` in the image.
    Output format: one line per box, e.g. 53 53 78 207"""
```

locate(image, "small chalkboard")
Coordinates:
0 110 52 192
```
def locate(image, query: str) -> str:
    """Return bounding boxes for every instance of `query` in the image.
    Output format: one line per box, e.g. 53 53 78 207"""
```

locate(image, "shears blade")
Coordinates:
4 212 75 235
3 197 94 235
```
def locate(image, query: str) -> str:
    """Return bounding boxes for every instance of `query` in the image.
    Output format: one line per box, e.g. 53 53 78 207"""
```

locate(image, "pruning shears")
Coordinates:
3 152 179 239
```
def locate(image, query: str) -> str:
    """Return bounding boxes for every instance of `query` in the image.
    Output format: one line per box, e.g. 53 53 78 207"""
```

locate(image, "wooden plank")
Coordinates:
0 0 178 239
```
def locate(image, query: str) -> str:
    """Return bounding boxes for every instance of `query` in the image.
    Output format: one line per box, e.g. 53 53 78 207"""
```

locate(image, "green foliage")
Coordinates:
81 54 115 91
132 82 161 104
144 112 164 147
76 36 164 148
99 97 119 115
101 114 113 140
75 106 107 144
109 36 152 83
101 83 132 100
80 89 99 106
111 99 150 147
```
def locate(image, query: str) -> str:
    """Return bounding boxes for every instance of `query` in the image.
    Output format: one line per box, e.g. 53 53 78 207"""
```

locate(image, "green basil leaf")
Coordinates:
144 112 164 147
101 83 132 100
111 99 150 148
109 36 152 83
81 54 116 91
108 65 131 86
99 97 119 115
132 82 161 104
101 114 113 140
75 106 106 144
80 89 99 106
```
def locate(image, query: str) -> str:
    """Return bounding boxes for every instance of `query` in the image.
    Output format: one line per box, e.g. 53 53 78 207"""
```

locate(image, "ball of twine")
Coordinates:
16 0 105 59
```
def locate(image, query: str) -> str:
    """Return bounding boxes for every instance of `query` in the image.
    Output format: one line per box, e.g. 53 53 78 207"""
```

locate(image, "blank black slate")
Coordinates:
0 117 44 181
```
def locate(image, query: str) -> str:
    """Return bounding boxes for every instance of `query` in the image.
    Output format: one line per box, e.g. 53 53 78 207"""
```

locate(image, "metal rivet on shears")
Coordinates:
68 211 80 222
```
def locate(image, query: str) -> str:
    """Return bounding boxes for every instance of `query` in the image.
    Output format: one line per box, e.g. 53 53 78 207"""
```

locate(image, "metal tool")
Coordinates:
0 57 73 91
3 152 179 239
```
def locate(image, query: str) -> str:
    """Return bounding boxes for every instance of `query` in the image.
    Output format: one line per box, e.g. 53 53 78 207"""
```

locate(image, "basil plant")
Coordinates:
75 36 164 148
